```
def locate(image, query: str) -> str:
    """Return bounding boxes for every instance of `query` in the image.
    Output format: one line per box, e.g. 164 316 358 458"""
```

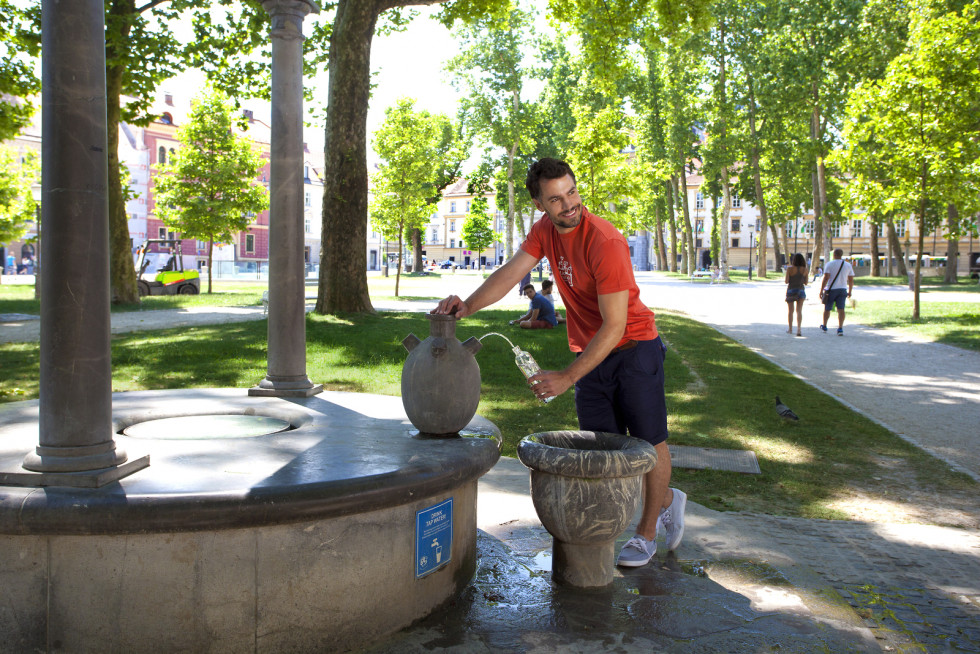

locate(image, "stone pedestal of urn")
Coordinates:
402 314 482 437
517 431 657 588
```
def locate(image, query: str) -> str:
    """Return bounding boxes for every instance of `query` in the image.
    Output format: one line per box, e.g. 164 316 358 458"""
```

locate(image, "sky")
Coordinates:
168 5 462 166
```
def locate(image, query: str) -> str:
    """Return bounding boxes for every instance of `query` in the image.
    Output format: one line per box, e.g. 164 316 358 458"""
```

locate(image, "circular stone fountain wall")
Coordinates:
0 388 500 652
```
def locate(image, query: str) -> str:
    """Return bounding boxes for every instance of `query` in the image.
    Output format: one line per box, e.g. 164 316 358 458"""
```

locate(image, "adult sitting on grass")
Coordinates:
509 283 557 329
540 278 566 324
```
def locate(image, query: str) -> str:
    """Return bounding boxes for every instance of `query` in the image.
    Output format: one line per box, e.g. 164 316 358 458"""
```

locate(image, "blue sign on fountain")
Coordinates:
415 498 453 578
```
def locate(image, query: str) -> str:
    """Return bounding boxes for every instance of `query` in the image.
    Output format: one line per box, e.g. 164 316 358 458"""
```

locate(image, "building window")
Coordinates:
852 219 863 238
431 228 438 242
732 238 740 248
305 192 311 207
158 147 166 164
197 240 206 250
158 227 167 239
245 234 255 254
895 219 906 237
695 192 704 210
877 222 885 237
695 219 704 235
731 219 740 232
450 220 456 233
804 219 814 235
695 238 702 248
731 192 741 209
305 217 311 234
450 239 455 249
304 166 310 180
450 201 456 213
465 201 471 212
830 223 841 238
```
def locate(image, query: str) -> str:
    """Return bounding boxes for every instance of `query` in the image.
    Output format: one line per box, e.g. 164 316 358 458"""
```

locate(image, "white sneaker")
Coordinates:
617 534 656 567
659 488 687 551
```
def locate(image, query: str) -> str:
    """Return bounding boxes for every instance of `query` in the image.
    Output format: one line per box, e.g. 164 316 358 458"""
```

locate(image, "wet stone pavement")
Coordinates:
362 531 879 653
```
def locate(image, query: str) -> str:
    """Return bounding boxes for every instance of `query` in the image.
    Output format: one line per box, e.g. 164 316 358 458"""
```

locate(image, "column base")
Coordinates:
249 375 323 398
1 454 150 489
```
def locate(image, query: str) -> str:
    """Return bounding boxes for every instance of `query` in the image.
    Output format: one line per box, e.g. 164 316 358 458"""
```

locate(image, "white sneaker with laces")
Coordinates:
659 488 687 551
617 534 656 567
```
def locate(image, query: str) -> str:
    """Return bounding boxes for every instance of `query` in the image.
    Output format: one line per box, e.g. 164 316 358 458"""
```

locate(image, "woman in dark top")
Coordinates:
784 253 808 336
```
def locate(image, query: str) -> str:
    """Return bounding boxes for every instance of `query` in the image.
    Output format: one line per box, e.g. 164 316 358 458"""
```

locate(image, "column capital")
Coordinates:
263 0 319 39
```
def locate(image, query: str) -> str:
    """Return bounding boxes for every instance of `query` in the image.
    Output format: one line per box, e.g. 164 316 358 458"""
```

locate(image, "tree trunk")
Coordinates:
665 179 677 272
719 168 731 281
885 216 908 276
395 220 403 298
505 88 519 259
105 8 139 304
411 227 423 273
945 204 959 283
654 201 668 272
746 81 769 278
771 221 783 272
869 212 880 277
316 0 384 313
811 170 825 271
207 239 214 293
679 166 694 275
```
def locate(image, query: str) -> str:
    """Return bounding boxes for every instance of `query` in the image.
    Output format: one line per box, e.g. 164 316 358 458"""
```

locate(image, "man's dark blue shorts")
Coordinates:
574 337 668 446
824 288 848 311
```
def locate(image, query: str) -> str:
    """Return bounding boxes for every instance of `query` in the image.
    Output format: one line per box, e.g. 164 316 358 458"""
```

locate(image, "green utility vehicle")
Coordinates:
134 239 200 297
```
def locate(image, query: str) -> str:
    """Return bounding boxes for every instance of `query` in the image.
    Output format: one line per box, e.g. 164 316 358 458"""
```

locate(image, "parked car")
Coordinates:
439 261 458 269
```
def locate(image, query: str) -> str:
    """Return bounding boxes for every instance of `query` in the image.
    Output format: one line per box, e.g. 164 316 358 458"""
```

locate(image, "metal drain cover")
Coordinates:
122 415 291 440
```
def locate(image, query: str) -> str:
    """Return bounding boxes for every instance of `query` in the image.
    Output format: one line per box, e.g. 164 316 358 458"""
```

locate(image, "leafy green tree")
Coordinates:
153 87 269 294
447 4 539 260
0 146 38 262
838 0 980 318
567 103 637 229
370 98 444 297
317 0 512 314
461 195 499 270
0 3 40 141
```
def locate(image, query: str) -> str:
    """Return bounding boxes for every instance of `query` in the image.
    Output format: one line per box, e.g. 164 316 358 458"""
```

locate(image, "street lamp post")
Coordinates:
793 220 798 257
749 229 754 281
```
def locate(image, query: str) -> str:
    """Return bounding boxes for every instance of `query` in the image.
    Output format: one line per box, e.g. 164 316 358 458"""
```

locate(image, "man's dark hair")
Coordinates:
541 279 553 290
834 248 844 258
522 283 535 293
525 158 576 200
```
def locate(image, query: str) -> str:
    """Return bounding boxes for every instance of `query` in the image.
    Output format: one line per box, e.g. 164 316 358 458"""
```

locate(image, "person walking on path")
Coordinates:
819 248 855 336
434 157 685 568
509 283 558 329
784 253 808 336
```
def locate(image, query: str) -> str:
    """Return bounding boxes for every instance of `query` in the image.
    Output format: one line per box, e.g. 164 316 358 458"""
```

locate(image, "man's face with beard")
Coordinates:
532 174 583 233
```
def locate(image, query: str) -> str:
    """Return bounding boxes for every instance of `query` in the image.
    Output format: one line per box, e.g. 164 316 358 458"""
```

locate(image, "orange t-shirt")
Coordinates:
520 207 657 352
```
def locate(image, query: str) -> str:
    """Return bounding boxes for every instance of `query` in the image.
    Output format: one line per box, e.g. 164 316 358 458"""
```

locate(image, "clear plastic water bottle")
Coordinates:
512 346 554 403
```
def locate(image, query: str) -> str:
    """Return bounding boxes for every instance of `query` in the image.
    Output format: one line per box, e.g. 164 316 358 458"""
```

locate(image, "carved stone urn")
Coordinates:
402 314 482 436
517 430 658 587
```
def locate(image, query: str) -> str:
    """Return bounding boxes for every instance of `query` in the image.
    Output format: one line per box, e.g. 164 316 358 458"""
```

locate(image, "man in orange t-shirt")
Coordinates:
434 158 686 568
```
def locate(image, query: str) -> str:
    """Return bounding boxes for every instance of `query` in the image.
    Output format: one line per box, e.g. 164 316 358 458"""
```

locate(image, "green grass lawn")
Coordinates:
849 300 980 351
0 280 267 314
1 307 973 523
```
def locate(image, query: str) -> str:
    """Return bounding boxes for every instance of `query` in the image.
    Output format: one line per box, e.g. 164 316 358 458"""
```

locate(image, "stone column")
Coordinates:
251 0 322 398
19 0 148 483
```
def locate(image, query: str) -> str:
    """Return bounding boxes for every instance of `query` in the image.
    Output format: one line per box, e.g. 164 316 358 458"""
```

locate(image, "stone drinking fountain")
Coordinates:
517 430 657 587
0 3 498 651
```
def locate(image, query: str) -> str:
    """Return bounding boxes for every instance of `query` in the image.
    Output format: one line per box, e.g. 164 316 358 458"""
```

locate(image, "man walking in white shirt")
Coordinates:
819 248 855 336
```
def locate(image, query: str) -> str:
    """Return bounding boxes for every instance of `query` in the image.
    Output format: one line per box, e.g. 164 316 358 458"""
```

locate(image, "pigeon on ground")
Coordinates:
775 396 799 421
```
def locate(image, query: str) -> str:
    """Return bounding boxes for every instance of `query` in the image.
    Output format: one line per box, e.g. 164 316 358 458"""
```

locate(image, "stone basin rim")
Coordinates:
0 389 501 536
